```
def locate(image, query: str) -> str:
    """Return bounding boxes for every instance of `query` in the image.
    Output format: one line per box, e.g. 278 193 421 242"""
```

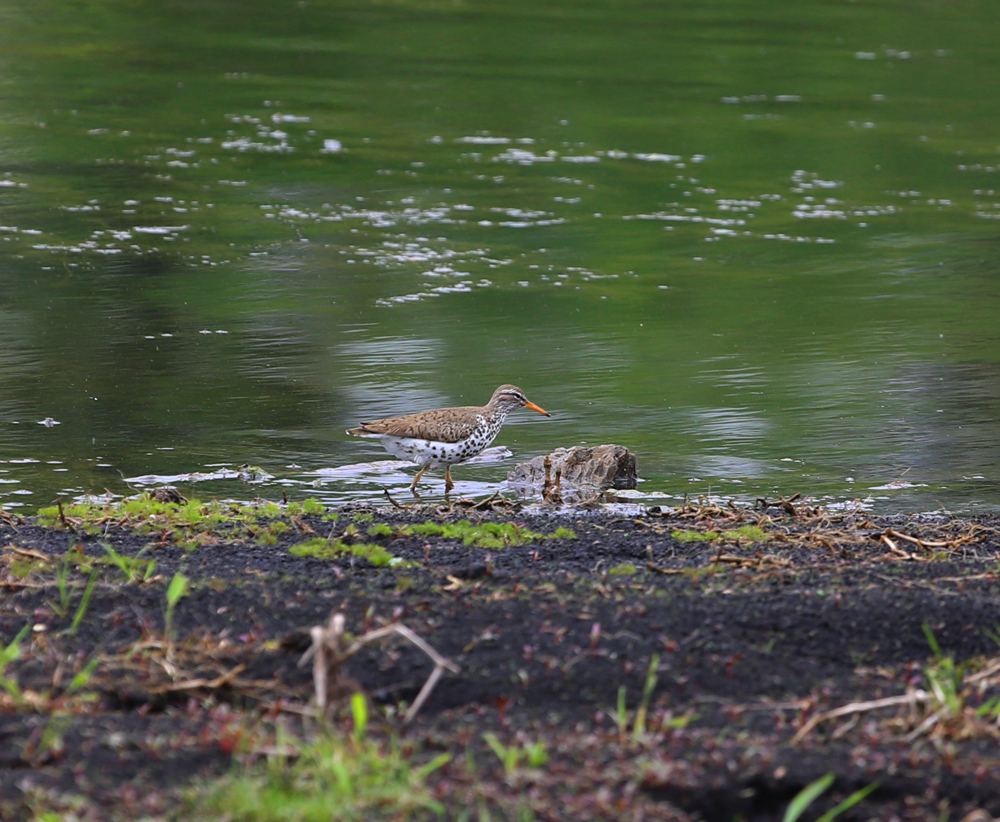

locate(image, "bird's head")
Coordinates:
489 384 550 416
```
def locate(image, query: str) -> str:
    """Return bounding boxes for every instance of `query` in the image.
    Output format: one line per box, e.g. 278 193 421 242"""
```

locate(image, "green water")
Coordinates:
1 0 999 512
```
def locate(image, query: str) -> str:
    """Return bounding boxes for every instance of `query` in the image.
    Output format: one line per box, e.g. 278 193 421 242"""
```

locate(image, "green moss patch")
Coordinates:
672 529 720 543
34 494 328 549
720 525 770 543
289 538 399 568
671 525 769 545
396 520 574 549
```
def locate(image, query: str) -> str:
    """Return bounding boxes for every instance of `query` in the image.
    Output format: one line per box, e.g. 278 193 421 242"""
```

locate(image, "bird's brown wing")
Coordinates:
349 406 481 443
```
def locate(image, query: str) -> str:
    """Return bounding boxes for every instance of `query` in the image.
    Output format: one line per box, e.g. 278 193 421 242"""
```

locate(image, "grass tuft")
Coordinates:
190 731 450 821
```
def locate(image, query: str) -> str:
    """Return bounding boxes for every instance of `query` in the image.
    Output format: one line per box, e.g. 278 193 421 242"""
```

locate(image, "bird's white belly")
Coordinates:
381 429 497 468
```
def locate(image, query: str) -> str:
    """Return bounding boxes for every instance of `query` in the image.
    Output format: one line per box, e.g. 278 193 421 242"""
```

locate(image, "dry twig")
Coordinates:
0 509 23 527
382 488 407 509
754 493 802 517
714 554 791 569
464 491 501 511
791 690 931 744
6 544 51 562
148 663 248 695
646 545 684 575
879 533 925 561
298 611 460 723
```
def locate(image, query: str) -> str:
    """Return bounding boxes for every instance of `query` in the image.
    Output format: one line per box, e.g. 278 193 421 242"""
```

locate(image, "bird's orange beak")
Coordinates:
524 400 551 417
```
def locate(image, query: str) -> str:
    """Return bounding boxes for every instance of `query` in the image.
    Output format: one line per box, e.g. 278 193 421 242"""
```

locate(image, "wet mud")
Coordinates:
2 502 1000 821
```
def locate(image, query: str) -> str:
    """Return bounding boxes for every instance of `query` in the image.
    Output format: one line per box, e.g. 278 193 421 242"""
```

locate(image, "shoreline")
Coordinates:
2 497 1000 820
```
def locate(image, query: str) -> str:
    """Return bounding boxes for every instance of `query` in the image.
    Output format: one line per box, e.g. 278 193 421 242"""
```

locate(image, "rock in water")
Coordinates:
506 445 637 500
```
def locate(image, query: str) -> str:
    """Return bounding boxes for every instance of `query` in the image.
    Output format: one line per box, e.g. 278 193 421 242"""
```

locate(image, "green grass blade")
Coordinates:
922 623 942 658
102 543 130 577
783 773 834 822
412 752 452 782
1 622 32 666
634 653 660 738
68 570 98 636
54 558 71 615
0 677 23 701
66 657 100 695
0 622 31 702
166 572 190 608
351 692 368 742
526 741 548 768
482 732 507 764
815 780 880 822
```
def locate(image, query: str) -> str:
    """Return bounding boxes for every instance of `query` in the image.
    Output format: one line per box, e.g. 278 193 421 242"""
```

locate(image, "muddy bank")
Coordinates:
2 499 1000 821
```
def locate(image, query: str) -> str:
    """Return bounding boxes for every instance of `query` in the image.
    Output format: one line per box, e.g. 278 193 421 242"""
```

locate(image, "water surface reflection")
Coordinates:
1 0 1000 513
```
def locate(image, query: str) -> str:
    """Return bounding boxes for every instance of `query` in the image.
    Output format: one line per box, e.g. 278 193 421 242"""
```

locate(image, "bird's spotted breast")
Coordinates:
370 407 512 470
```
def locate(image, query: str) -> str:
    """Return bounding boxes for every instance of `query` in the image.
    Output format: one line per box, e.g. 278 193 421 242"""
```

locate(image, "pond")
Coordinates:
1 0 999 513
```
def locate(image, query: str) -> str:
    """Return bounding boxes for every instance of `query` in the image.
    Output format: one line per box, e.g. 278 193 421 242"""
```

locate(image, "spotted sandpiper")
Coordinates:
346 384 551 494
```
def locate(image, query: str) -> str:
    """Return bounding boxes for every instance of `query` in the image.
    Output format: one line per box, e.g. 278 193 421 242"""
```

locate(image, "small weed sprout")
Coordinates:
525 740 548 768
607 654 689 744
922 624 965 716
165 572 190 655
49 549 129 634
482 733 547 782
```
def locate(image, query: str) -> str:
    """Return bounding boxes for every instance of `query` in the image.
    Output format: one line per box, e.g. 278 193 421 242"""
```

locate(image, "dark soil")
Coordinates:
2 501 1000 821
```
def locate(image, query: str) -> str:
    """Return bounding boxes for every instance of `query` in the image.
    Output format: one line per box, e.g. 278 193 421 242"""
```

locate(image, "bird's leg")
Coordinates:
410 466 427 497
444 466 454 493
